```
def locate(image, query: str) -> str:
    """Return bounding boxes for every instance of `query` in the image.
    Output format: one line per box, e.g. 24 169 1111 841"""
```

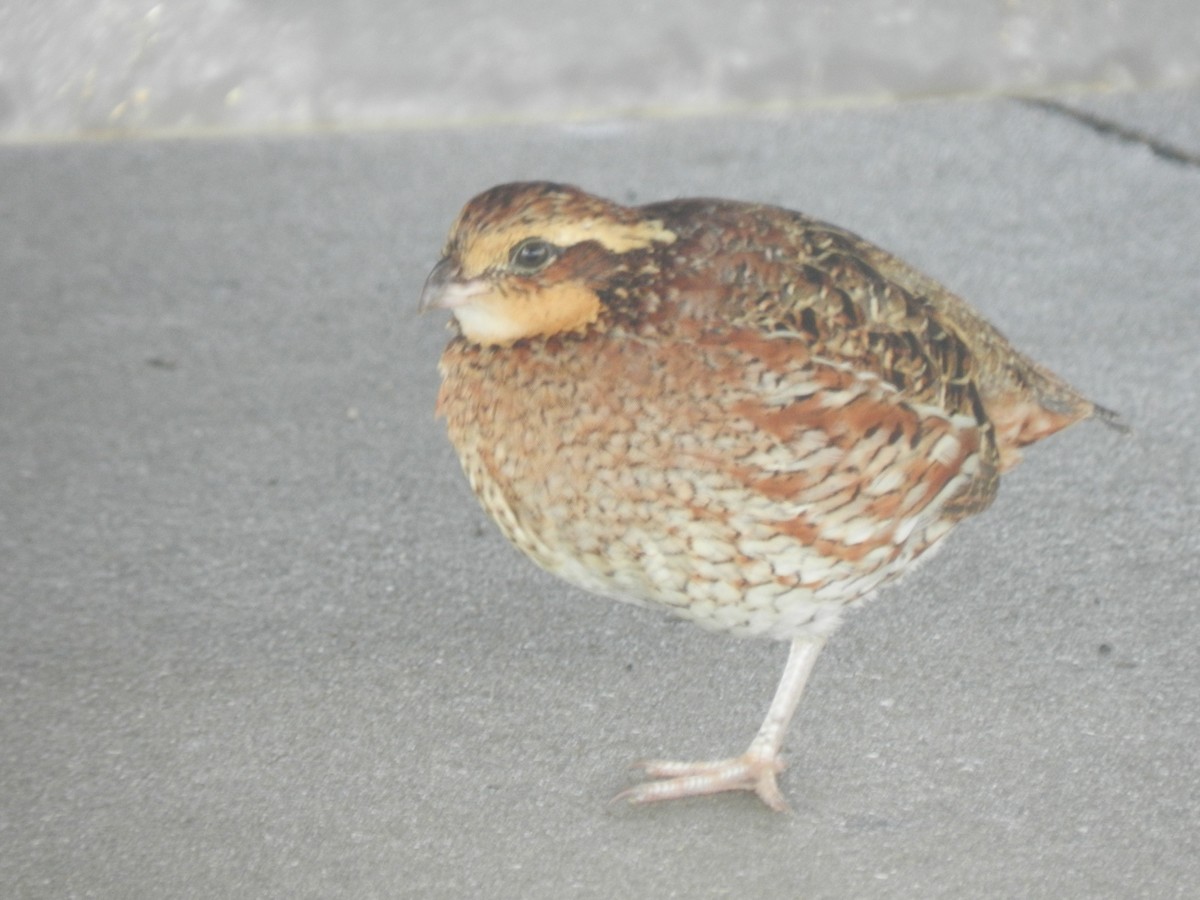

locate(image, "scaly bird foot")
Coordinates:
615 750 789 812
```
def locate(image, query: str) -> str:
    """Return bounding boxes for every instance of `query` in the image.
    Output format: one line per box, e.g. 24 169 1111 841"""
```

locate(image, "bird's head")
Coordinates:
419 182 677 346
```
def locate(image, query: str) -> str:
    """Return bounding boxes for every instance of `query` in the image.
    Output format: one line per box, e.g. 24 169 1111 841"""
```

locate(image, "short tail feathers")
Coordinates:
1091 402 1132 435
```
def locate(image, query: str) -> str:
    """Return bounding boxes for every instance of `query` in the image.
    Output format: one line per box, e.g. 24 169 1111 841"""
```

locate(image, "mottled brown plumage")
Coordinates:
420 181 1115 810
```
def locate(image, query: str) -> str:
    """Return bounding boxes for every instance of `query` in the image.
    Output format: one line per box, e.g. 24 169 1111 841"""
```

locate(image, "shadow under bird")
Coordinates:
419 181 1122 810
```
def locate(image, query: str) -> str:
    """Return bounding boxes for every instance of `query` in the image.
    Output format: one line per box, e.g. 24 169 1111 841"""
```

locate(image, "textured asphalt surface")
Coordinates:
6 1 1200 138
2 90 1198 898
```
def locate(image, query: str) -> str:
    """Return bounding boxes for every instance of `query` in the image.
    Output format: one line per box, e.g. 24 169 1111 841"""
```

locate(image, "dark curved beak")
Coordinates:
419 257 489 313
418 257 456 312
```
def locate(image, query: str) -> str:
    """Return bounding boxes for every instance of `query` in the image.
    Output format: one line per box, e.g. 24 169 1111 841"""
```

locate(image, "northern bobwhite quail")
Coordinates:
420 181 1118 810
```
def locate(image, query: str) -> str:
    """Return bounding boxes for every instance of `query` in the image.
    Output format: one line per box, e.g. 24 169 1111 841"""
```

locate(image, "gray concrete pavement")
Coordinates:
3 2 1200 139
1 90 1198 897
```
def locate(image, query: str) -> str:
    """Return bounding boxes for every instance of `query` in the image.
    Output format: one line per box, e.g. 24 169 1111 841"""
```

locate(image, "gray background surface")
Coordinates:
2 1 1200 139
2 5 1199 899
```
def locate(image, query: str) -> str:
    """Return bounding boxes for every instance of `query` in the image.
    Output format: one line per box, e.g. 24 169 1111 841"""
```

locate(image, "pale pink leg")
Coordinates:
617 636 827 811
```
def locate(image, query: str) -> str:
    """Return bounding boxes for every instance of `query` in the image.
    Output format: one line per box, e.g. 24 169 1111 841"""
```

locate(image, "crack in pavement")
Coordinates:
1020 97 1200 169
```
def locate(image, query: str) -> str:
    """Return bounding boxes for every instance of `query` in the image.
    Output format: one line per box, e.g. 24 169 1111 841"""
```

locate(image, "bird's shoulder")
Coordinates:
623 198 989 427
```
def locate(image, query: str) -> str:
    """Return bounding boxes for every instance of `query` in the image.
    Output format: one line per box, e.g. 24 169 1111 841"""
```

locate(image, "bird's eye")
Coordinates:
509 238 557 273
